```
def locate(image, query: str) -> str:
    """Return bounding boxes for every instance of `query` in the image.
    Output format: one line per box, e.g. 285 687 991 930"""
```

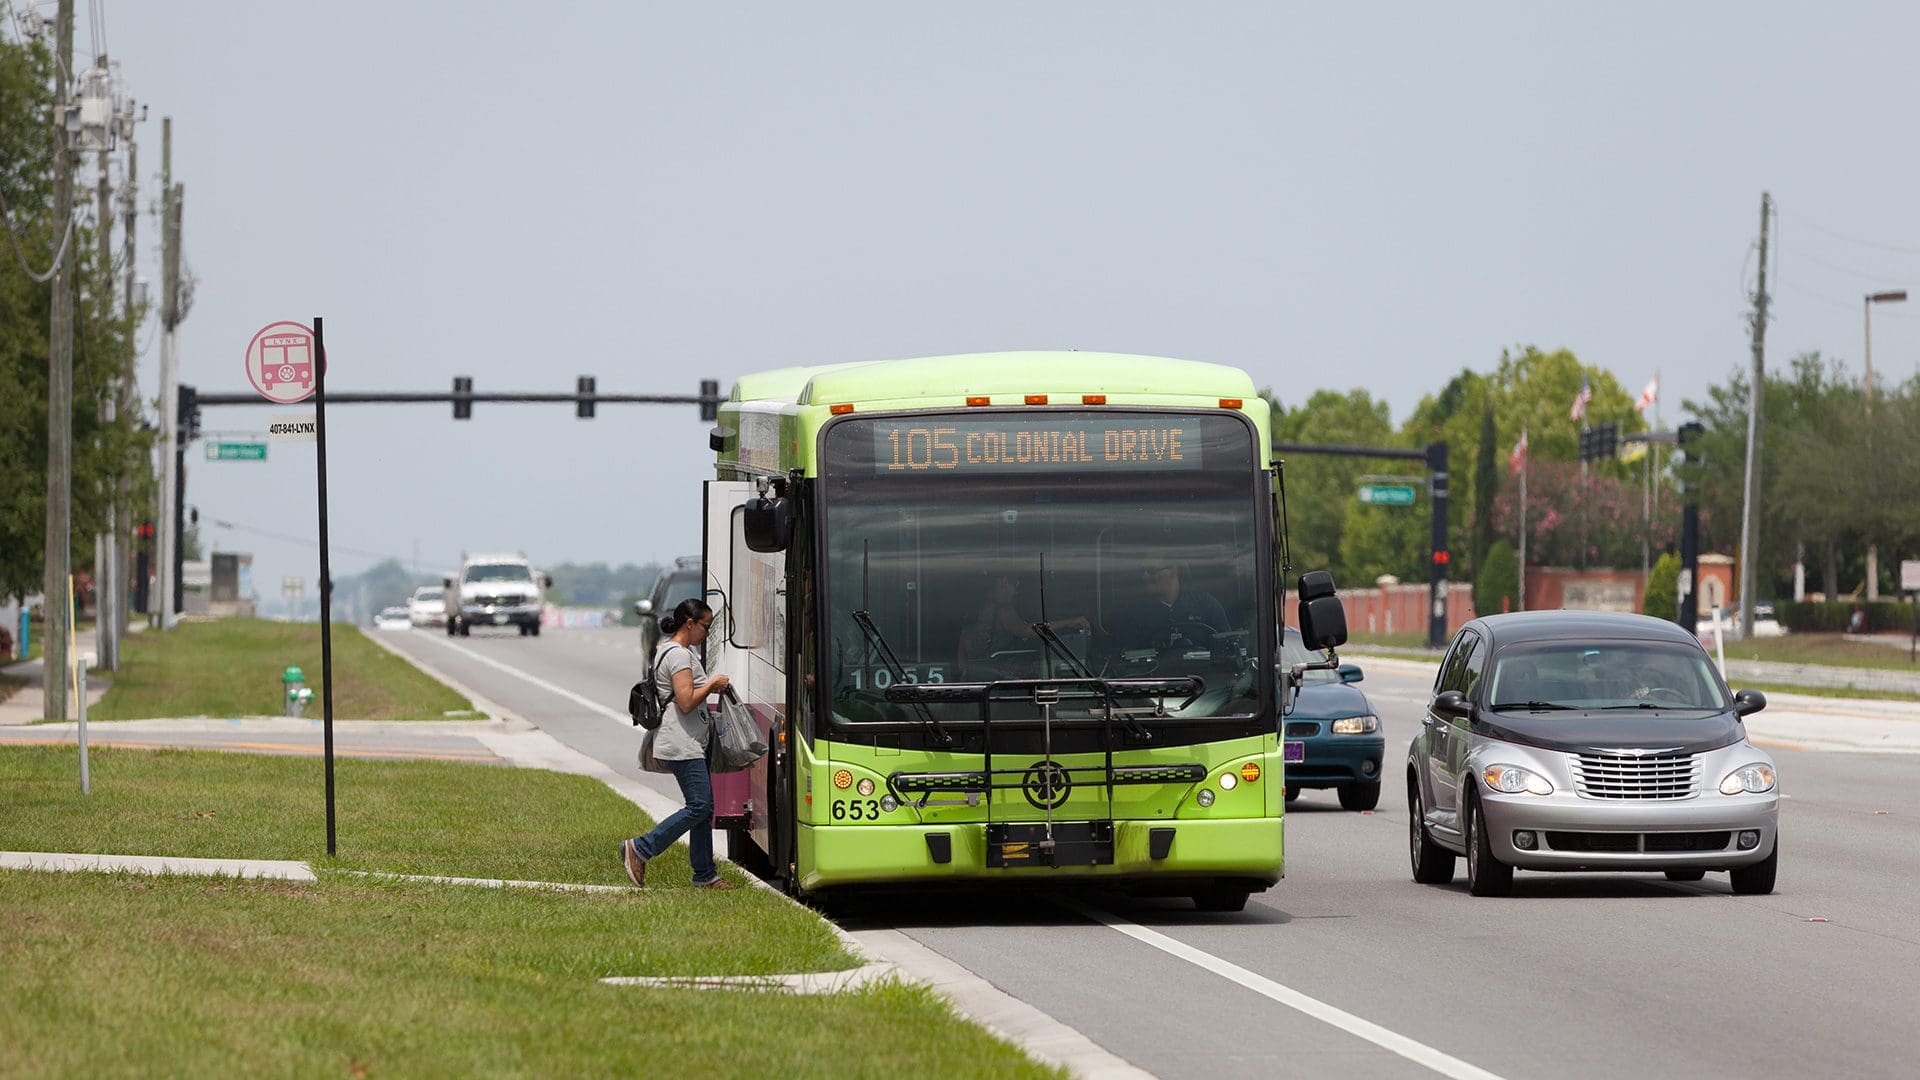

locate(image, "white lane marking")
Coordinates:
1066 900 1508 1080
414 633 630 727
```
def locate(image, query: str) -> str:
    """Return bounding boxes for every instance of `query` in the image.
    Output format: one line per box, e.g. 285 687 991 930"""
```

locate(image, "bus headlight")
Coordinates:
1331 715 1379 734
1196 788 1215 807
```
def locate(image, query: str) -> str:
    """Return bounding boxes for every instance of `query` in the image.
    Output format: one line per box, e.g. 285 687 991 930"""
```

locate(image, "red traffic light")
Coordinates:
136 522 155 540
1433 550 1451 565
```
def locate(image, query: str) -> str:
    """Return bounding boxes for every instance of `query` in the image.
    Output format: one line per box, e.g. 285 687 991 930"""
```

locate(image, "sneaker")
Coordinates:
696 877 737 891
620 840 648 887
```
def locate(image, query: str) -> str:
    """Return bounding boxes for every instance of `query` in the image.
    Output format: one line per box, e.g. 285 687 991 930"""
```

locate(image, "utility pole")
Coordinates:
42 0 75 721
1737 192 1771 641
94 53 117 671
116 128 138 651
156 118 179 626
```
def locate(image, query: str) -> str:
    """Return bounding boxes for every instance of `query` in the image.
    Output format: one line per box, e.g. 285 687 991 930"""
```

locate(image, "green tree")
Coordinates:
1643 551 1680 622
1474 538 1519 616
0 34 152 604
1265 387 1397 587
1472 404 1496 579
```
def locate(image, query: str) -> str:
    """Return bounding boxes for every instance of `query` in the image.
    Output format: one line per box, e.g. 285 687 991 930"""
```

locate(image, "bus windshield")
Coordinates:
820 411 1265 725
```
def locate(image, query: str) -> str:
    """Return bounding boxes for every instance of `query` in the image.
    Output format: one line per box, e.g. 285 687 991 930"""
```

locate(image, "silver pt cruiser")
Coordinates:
1408 611 1779 897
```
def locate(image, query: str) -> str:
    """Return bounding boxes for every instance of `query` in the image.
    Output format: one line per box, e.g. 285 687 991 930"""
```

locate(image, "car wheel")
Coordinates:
1465 795 1514 897
1191 887 1250 913
1284 784 1302 803
1338 781 1381 812
1729 837 1778 895
1409 778 1456 885
1664 869 1706 882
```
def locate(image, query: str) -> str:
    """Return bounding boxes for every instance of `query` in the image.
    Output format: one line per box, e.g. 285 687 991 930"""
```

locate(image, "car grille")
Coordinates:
1285 722 1320 738
1544 831 1731 853
474 595 527 608
1572 752 1699 800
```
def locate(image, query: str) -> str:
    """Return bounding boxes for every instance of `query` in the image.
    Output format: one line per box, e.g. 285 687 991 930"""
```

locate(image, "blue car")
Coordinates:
1280 626 1386 811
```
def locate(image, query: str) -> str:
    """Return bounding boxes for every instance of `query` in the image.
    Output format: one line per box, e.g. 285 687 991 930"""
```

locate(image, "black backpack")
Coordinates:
627 646 677 730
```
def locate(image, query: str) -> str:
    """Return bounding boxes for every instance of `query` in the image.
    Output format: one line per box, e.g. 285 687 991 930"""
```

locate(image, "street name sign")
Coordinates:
1357 483 1418 506
205 441 267 461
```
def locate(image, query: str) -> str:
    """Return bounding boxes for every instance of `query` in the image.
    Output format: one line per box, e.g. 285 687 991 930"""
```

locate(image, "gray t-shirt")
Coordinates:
650 642 711 761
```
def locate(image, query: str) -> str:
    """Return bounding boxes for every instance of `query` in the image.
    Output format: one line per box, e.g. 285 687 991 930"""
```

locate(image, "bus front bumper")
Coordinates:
798 816 1283 892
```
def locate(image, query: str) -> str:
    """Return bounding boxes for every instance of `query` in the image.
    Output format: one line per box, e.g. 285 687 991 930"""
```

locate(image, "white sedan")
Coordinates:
374 606 412 631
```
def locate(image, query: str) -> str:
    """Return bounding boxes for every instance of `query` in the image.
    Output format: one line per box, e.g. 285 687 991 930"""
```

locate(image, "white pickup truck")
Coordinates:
444 553 551 637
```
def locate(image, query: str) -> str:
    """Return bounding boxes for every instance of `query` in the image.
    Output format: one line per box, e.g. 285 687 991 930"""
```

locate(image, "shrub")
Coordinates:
1474 539 1519 615
1643 552 1680 623
1774 599 1915 633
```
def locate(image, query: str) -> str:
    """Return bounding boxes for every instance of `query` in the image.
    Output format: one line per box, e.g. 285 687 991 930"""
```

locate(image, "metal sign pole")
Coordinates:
314 316 336 855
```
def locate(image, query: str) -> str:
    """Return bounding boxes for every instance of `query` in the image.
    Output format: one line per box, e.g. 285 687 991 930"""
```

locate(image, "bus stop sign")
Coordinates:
245 321 327 404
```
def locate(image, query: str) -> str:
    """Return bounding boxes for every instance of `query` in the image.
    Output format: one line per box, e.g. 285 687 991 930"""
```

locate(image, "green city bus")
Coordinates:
701 352 1346 911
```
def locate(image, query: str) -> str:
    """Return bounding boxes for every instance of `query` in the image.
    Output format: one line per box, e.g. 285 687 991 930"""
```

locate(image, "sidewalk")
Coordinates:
0 623 109 727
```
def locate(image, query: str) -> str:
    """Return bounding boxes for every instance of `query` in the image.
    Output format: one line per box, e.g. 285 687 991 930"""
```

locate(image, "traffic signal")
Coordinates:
1578 426 1594 462
577 376 596 419
135 521 155 540
1596 422 1617 459
453 376 472 420
177 384 201 441
699 379 720 422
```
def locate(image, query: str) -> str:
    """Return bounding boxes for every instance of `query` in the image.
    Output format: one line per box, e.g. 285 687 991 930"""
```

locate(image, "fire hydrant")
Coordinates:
282 665 313 717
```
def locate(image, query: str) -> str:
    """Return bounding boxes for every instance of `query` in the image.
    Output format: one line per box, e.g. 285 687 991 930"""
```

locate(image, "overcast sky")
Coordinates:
89 1 1920 608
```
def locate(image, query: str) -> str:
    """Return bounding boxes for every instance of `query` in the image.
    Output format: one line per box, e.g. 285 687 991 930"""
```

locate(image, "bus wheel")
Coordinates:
1284 784 1302 803
1192 886 1249 913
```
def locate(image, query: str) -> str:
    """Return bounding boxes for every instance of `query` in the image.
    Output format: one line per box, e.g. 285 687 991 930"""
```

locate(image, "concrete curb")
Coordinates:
0 850 316 881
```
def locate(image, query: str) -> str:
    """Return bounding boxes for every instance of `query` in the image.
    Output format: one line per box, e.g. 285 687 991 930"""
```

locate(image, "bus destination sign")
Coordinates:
873 417 1204 473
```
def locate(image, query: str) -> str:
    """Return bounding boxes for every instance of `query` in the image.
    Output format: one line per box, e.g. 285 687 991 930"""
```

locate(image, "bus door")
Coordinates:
703 480 784 839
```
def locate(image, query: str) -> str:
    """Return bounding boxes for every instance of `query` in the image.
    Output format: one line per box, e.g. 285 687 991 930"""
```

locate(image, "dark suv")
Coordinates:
637 556 703 665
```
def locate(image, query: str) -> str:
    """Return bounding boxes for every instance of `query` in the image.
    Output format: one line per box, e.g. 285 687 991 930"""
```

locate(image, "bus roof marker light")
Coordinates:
1082 394 1106 405
829 403 854 415
1025 394 1048 405
1219 398 1243 409
966 395 992 407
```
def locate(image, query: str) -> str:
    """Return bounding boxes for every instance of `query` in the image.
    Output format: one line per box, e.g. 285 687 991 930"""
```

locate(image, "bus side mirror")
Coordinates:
744 496 793 553
634 599 653 618
1297 570 1348 651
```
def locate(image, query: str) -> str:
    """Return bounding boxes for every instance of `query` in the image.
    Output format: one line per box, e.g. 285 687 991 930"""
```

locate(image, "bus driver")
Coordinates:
1111 554 1229 652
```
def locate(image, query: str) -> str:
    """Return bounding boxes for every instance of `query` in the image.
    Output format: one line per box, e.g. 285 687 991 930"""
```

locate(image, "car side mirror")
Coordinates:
744 495 793 553
1338 663 1363 684
1433 689 1472 719
1731 688 1767 717
634 599 654 618
1297 570 1348 651
539 572 553 590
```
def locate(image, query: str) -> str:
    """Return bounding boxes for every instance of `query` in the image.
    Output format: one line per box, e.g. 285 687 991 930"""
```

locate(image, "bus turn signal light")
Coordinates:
832 769 853 790
1240 762 1261 783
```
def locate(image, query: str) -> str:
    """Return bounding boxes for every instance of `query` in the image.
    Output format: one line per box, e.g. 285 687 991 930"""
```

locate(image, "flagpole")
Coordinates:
1518 424 1528 611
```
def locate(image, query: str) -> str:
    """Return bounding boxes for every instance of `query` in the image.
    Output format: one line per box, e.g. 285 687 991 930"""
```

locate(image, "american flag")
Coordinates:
1509 427 1528 475
1569 377 1592 422
1634 376 1659 414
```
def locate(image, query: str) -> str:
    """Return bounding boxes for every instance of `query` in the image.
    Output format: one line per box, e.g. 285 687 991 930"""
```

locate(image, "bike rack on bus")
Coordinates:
881 676 1207 867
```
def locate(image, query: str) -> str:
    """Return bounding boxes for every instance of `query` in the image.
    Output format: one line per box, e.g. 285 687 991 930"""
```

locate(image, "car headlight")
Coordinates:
1719 763 1776 794
1330 714 1379 734
1483 764 1553 796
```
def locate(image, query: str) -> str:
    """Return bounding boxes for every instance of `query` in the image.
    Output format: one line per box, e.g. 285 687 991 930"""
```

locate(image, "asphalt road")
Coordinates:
380 626 1920 1079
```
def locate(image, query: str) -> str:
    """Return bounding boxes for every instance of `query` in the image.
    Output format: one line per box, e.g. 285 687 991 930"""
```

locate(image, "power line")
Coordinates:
207 517 456 572
1787 208 1920 258
0 183 77 282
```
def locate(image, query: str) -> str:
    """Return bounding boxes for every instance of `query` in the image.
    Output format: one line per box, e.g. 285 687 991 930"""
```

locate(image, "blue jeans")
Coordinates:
631 755 717 885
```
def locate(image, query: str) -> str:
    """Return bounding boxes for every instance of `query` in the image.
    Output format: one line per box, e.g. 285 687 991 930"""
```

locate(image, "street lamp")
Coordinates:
1863 289 1906 601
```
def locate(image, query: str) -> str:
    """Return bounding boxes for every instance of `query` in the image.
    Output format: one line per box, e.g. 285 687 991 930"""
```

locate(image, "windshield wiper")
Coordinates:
849 541 951 745
1030 621 1094 679
1489 701 1577 712
1593 702 1718 711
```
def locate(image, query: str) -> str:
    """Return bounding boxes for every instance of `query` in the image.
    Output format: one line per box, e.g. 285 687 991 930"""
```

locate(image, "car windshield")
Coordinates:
1282 627 1338 683
413 589 441 602
820 411 1265 724
465 563 531 583
1487 640 1730 711
658 573 702 611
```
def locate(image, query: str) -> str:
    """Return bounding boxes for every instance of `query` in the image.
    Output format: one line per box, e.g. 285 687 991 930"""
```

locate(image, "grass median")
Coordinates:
1719 633 1920 672
0 746 1059 1076
85 617 474 722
